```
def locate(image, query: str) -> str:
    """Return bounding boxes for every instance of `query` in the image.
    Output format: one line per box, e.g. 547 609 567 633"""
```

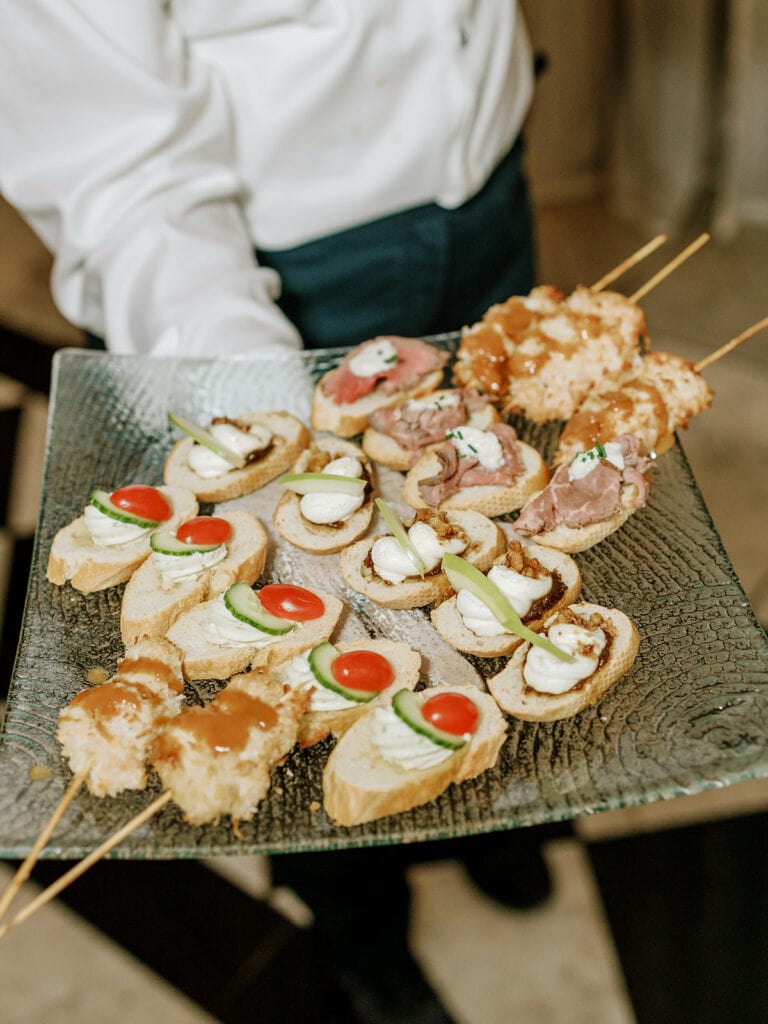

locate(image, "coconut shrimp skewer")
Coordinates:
0 668 309 940
553 315 768 465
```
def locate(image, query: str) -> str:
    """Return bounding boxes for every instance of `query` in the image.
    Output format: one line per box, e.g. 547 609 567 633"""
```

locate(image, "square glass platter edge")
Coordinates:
0 345 767 860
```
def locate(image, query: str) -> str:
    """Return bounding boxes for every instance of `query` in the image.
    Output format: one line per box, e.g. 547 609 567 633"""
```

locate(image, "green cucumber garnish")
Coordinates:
374 498 426 577
279 472 366 496
223 582 294 635
90 489 159 528
391 689 467 750
441 552 573 662
168 412 246 469
150 531 221 555
307 642 378 703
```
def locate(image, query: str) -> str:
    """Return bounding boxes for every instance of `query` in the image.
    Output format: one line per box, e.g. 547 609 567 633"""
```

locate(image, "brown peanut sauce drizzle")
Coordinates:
560 379 667 451
69 681 161 716
153 689 278 759
116 656 184 694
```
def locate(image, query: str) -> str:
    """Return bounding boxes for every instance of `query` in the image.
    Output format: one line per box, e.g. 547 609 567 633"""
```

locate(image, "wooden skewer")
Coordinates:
0 765 90 923
0 791 172 942
591 233 668 292
694 315 768 373
629 232 710 303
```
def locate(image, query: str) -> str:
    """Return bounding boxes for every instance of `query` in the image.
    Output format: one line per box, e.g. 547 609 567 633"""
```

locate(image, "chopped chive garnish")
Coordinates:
595 442 607 459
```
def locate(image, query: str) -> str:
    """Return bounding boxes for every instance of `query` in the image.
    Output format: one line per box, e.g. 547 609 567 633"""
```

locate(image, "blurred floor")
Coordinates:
0 196 767 1024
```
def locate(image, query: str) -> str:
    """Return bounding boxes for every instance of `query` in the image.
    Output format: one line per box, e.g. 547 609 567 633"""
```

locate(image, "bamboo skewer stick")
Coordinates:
591 233 668 292
694 315 768 373
628 232 710 303
0 791 172 942
0 765 90 923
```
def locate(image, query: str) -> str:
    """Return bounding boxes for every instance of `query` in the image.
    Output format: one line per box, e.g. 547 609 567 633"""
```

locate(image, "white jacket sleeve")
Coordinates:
0 0 302 356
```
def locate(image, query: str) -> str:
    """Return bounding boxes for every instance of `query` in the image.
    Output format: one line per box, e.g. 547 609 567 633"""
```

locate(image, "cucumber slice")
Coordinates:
374 498 426 577
168 412 246 469
279 472 366 496
307 642 379 703
150 531 222 555
391 689 467 750
90 489 160 529
224 581 294 635
442 552 573 662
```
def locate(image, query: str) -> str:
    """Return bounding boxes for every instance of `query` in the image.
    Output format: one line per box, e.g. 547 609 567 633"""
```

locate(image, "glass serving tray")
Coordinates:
0 345 766 860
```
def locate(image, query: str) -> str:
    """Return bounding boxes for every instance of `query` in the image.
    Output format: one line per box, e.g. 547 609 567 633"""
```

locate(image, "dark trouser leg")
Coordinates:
271 847 458 1024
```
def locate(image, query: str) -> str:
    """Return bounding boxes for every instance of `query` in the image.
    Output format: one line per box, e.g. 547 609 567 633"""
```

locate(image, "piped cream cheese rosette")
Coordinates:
270 637 421 747
338 499 505 610
431 540 582 658
273 438 375 554
487 602 640 721
322 684 507 827
164 410 310 502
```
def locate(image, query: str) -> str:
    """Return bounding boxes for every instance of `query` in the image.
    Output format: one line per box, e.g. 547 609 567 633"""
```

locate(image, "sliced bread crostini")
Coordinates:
322 683 507 827
272 437 376 554
164 411 310 503
401 424 549 518
512 433 652 553
430 539 582 658
310 336 449 438
270 637 421 748
120 509 268 645
486 602 640 721
361 388 500 472
339 508 505 610
47 484 199 595
165 584 344 681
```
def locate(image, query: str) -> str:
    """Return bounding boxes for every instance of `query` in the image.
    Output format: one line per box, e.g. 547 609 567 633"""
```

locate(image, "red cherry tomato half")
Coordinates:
259 583 325 621
331 650 394 692
110 484 172 523
421 693 479 736
176 516 232 546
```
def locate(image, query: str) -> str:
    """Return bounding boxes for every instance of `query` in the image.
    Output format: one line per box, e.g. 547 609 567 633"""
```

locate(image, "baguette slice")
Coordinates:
270 638 421 748
120 510 268 645
323 684 507 827
430 540 582 658
272 438 375 554
166 586 344 680
361 390 500 472
311 336 449 438
339 509 505 610
47 485 198 594
164 411 310 502
402 440 549 518
514 481 644 554
487 602 640 721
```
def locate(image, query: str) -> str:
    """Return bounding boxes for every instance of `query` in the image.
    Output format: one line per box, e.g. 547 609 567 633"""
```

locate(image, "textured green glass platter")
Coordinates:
0 346 766 860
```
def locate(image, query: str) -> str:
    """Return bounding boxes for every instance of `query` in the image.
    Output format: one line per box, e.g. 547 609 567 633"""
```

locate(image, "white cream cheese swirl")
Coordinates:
569 441 625 481
83 504 153 547
523 622 606 694
152 545 227 585
187 422 272 479
205 593 293 648
348 338 398 377
276 651 359 712
371 702 455 769
299 456 366 525
456 564 552 636
445 425 504 470
371 522 467 584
